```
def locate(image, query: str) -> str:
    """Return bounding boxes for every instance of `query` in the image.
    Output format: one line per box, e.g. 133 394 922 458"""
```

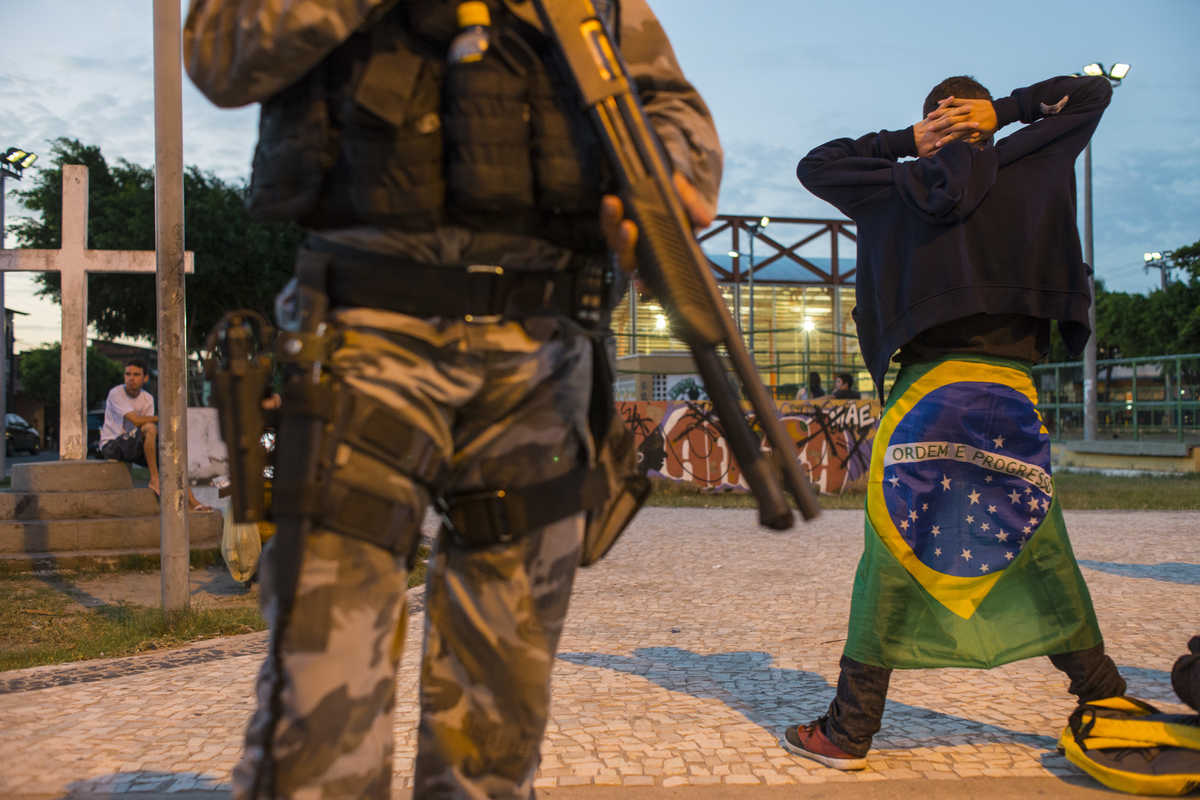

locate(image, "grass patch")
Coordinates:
0 578 265 672
0 542 431 671
647 478 864 510
1054 471 1200 510
646 471 1200 513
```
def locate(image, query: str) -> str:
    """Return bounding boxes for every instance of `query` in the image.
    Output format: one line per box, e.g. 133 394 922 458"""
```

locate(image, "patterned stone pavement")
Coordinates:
0 507 1196 797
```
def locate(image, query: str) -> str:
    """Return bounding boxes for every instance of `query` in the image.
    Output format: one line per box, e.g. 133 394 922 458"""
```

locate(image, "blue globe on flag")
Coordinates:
880 381 1053 579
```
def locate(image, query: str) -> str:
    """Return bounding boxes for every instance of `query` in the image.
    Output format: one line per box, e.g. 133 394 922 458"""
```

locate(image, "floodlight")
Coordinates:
1082 63 1104 77
801 319 816 333
2 147 38 179
1109 63 1131 80
1145 251 1162 262
655 314 667 331
759 216 770 228
728 250 739 258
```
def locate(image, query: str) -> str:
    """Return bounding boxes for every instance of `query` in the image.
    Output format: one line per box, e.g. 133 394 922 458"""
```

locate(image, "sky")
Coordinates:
1 0 1197 352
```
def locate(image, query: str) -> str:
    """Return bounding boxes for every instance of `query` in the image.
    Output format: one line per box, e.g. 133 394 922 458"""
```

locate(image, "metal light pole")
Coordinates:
1143 250 1172 291
727 249 742 334
802 318 815 376
0 147 38 479
748 216 768 358
1079 62 1130 441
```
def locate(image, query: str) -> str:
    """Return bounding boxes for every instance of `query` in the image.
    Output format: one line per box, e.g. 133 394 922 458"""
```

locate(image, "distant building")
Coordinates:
612 214 882 399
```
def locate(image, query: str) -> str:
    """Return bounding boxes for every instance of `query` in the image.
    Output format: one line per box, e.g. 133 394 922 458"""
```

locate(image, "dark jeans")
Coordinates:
822 645 1127 757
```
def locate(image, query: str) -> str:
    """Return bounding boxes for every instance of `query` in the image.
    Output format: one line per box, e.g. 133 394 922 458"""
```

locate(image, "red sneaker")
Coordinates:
781 722 868 770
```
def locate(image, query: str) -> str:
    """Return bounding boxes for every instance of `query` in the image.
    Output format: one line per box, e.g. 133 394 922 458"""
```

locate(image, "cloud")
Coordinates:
1090 143 1200 292
719 141 835 220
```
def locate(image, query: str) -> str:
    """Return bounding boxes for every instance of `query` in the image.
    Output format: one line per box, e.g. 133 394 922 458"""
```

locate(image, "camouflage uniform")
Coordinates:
185 2 721 797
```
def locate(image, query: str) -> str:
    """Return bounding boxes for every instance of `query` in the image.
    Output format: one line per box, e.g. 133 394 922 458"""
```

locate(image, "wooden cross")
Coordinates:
0 165 194 459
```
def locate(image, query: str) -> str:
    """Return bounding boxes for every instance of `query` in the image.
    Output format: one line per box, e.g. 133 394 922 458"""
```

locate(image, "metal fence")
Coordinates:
1033 353 1200 442
612 326 891 402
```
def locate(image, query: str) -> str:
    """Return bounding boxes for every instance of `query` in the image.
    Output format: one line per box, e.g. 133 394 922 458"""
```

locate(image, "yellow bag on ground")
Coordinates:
1059 696 1200 796
221 512 262 584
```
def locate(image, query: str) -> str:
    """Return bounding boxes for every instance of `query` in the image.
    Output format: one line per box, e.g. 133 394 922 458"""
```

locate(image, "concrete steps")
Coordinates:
0 488 160 519
0 461 222 561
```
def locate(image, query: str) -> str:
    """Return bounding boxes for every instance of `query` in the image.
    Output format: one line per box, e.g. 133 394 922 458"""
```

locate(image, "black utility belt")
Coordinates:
296 244 610 324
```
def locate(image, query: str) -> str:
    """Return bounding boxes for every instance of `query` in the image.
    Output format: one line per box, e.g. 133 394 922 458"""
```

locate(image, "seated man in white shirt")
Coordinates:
98 359 210 511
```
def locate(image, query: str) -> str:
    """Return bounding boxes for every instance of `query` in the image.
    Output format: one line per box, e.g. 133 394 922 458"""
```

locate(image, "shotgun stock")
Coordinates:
531 0 820 527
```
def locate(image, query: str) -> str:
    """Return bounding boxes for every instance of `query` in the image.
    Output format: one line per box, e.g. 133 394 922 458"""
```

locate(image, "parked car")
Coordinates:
87 409 105 458
5 413 40 456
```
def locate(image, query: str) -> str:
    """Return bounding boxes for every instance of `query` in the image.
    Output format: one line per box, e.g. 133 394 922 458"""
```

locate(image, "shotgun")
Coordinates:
530 0 820 527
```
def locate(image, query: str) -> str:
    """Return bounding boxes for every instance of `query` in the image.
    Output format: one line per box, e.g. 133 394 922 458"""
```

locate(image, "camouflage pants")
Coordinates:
233 308 593 799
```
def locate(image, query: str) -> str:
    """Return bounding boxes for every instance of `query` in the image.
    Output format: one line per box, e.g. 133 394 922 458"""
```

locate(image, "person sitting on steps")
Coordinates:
98 358 211 511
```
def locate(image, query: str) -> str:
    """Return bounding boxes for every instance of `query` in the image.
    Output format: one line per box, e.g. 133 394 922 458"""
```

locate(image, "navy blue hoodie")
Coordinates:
796 75 1112 393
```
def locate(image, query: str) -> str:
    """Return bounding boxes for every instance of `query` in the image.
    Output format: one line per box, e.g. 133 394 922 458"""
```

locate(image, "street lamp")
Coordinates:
1143 250 1173 291
1078 63 1129 441
0 146 38 479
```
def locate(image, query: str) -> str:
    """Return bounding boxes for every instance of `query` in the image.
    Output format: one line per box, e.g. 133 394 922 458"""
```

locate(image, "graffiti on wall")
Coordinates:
618 398 881 495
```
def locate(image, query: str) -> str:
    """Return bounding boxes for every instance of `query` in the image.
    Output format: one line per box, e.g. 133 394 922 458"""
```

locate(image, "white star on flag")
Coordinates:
1008 490 1021 504
993 435 1005 448
987 504 997 514
1028 516 1039 526
996 531 1008 542
965 514 975 524
1004 551 1014 560
922 503 928 511
941 474 952 491
968 489 981 504
1023 525 1032 534
1027 496 1040 511
934 547 942 556
900 519 909 530
980 521 990 531
909 510 919 521
889 475 900 487
1041 498 1049 511
961 549 972 561
931 525 941 536
984 474 994 483
979 563 990 573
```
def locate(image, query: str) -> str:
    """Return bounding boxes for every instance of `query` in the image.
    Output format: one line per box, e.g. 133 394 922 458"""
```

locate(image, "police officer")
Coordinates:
184 1 721 796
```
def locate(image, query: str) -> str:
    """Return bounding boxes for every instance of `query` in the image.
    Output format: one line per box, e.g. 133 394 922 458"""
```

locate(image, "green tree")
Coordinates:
1172 239 1200 282
11 138 302 360
18 344 124 414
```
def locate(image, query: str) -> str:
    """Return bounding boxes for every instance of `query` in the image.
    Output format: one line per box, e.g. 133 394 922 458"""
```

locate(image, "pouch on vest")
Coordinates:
1058 696 1200 796
246 61 338 223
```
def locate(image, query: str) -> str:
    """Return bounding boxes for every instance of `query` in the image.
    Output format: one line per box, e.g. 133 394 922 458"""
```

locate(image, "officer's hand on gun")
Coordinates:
600 173 715 275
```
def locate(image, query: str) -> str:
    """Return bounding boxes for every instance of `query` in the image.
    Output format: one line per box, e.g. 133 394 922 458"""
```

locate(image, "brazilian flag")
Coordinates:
845 356 1103 669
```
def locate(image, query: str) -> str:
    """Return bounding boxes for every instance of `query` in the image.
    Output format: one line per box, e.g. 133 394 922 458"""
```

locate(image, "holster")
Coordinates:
204 311 275 524
579 333 649 566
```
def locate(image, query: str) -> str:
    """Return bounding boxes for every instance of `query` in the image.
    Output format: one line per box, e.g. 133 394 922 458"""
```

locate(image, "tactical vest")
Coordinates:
246 0 614 254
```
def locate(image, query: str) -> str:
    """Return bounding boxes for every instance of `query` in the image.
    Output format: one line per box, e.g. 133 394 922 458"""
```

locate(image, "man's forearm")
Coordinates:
995 75 1113 128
